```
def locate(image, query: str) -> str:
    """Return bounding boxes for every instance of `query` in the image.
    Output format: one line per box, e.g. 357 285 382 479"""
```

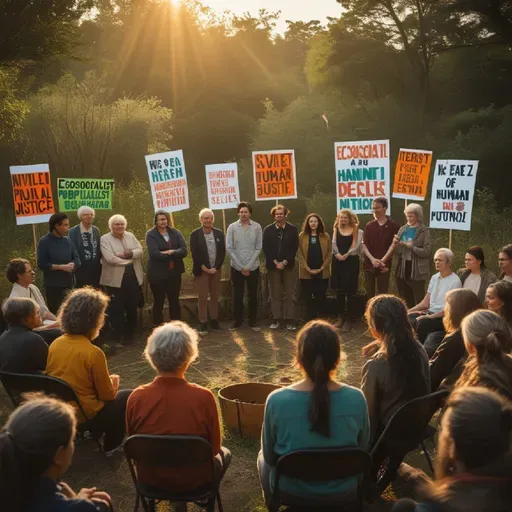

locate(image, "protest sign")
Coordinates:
145 150 189 213
57 178 115 211
392 148 433 201
10 164 55 225
334 140 390 214
205 163 240 210
253 150 297 201
429 160 479 231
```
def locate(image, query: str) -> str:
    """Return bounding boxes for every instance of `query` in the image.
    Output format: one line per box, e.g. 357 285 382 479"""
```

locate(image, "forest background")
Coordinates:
1 0 512 298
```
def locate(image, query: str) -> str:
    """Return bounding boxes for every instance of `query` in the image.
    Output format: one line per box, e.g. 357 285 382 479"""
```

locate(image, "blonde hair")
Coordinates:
334 209 359 250
108 214 127 231
404 203 423 223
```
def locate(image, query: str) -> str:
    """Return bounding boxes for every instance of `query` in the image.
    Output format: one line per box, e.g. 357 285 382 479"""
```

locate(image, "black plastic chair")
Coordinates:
124 434 225 512
370 389 450 493
269 447 372 512
0 370 106 455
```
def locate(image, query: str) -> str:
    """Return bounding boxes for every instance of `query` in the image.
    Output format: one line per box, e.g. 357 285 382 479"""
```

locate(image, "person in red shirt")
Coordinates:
362 197 400 298
126 321 231 505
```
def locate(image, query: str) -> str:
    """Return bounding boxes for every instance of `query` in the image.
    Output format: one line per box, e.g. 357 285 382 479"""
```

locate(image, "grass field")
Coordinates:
0 319 427 511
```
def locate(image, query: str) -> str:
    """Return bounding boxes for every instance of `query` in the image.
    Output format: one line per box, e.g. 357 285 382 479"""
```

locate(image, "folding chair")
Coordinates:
370 389 450 493
0 370 106 456
124 434 225 512
270 447 372 512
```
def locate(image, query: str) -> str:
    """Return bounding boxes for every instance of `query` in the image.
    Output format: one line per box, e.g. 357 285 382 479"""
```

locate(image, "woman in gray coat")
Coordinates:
392 203 432 308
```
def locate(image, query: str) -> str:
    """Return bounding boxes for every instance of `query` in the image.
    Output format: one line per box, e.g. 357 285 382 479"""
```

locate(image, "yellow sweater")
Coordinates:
46 334 117 421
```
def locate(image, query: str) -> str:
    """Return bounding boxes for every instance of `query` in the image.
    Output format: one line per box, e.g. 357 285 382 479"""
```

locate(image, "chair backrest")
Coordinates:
124 434 214 469
275 447 372 483
371 389 450 461
0 371 85 415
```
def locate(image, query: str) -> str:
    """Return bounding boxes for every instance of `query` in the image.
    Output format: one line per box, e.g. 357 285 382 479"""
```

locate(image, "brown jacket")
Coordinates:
298 232 332 280
394 223 432 281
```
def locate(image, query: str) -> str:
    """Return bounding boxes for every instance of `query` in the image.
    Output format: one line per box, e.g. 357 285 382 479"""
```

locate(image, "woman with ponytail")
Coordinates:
0 394 111 511
258 320 369 505
392 387 512 512
455 309 512 400
362 295 430 444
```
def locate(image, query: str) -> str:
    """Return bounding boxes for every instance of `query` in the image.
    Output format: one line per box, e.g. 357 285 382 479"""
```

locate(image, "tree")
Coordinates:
0 66 28 142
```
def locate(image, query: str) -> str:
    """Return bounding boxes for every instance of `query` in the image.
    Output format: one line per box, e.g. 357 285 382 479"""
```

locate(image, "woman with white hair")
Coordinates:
190 208 226 335
126 322 231 503
100 214 143 345
408 248 462 344
68 206 102 288
145 210 187 327
391 203 432 308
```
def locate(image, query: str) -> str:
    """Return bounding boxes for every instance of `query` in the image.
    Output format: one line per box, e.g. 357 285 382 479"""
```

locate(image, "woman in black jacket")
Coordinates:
190 208 226 335
145 210 187 326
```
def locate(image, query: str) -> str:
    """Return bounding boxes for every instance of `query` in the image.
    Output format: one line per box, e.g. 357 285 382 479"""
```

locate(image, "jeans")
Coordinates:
300 279 328 321
106 273 139 343
232 267 259 325
150 274 182 326
364 269 391 298
194 271 221 323
267 268 296 321
424 331 445 358
408 313 445 344
396 277 425 309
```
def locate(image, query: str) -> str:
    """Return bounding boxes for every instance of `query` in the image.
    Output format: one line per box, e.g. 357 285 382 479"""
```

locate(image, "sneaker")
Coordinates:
198 322 208 335
250 324 261 332
270 321 281 330
210 319 222 331
105 444 124 457
334 317 345 328
229 322 243 331
286 323 297 331
341 320 353 333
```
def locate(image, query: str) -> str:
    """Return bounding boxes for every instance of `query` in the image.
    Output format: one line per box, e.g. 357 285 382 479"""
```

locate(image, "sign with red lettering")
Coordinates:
10 164 56 225
334 140 390 214
392 148 433 201
205 163 240 210
252 150 297 201
145 150 189 213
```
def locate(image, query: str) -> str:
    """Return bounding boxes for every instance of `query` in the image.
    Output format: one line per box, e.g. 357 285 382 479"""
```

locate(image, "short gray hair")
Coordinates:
199 208 214 221
2 297 38 326
108 214 127 231
145 321 199 373
404 203 423 222
435 247 454 264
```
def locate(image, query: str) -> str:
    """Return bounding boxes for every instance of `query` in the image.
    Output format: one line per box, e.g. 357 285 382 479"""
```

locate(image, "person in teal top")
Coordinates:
258 320 370 507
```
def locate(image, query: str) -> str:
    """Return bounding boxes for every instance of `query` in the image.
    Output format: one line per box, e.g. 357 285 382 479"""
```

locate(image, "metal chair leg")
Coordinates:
216 492 223 512
421 441 435 474
133 493 140 512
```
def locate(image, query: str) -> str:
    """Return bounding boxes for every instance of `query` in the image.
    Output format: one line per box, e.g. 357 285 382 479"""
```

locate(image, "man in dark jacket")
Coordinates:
262 204 299 330
37 212 81 313
190 208 226 335
68 206 101 288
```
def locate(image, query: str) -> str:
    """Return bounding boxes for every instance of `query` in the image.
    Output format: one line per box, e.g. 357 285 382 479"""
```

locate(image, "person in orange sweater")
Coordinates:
126 321 231 502
46 287 132 453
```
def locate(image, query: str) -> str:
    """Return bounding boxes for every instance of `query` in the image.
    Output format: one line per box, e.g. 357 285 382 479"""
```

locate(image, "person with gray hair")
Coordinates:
126 322 231 502
68 205 102 288
391 203 432 308
100 214 143 345
190 208 226 335
408 248 462 344
0 297 48 373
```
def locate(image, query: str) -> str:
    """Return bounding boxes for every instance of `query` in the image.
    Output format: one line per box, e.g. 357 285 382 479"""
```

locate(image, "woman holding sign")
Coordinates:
392 203 432 308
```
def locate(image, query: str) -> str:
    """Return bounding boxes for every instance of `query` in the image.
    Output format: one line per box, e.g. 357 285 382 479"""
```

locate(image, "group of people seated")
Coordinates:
1 282 511 511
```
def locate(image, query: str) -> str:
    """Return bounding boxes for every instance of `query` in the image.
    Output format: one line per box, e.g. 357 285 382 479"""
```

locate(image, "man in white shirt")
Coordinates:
408 248 462 344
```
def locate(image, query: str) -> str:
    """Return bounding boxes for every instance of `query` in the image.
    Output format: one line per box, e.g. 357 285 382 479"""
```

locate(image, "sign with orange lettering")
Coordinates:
392 148 433 201
10 164 55 225
252 150 297 201
334 140 390 214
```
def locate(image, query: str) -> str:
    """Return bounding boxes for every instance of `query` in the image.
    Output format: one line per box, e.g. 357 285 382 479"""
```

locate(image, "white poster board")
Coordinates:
429 159 478 231
205 163 240 210
145 150 189 213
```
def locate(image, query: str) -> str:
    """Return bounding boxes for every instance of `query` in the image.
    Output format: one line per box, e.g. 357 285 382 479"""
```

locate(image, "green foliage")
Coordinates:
0 66 28 142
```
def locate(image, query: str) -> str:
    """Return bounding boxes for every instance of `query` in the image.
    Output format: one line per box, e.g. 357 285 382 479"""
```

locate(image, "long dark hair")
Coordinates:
296 320 342 438
0 394 76 511
365 295 425 398
302 213 326 235
488 281 512 327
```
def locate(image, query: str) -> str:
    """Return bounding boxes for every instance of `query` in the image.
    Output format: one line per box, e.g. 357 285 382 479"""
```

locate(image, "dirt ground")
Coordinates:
0 319 428 511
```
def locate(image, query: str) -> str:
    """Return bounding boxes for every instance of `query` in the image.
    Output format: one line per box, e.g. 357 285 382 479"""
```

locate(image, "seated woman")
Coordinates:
6 258 62 345
429 289 482 391
392 387 512 512
126 321 231 498
457 246 497 303
258 320 369 507
485 280 512 331
0 393 112 511
407 248 461 344
362 295 430 444
454 309 512 400
46 288 132 453
0 298 48 373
